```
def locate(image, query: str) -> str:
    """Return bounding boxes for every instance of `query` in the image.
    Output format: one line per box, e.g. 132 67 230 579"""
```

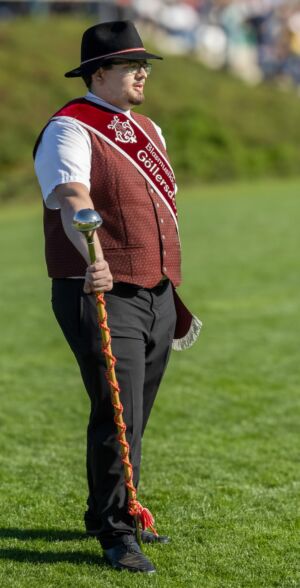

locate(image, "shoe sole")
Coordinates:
142 536 170 544
86 529 169 544
105 557 156 574
112 564 156 574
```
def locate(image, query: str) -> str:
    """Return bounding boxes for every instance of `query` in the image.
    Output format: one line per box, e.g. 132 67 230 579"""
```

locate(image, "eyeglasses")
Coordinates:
111 61 152 75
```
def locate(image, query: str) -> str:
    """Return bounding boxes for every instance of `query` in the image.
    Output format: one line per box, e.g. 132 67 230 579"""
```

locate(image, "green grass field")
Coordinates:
0 179 299 587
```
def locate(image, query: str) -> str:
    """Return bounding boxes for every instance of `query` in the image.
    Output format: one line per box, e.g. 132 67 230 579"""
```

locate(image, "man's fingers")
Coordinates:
84 283 113 293
84 280 112 293
88 259 108 272
84 259 113 293
84 275 113 293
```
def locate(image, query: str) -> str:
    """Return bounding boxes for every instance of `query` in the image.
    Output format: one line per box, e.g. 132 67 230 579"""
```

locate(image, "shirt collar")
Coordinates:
85 91 130 116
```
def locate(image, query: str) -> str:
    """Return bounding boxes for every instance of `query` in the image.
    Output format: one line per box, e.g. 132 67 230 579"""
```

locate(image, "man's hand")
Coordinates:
84 259 113 293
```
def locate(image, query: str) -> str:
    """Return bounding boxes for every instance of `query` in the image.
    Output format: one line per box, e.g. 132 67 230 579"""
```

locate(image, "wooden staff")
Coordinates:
72 208 157 548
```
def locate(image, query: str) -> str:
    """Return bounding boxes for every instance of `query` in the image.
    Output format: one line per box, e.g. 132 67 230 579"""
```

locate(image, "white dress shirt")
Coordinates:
34 92 166 210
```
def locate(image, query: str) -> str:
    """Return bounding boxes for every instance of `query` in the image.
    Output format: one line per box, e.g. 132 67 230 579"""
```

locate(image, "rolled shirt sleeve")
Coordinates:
34 117 92 210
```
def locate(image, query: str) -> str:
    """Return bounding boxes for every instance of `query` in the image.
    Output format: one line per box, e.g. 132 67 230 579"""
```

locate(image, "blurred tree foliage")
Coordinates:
1 16 300 201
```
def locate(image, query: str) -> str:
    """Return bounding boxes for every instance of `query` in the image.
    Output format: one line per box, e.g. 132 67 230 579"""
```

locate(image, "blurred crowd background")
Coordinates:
1 0 300 88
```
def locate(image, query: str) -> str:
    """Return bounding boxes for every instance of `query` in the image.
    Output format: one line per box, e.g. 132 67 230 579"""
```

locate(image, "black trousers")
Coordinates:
51 278 177 548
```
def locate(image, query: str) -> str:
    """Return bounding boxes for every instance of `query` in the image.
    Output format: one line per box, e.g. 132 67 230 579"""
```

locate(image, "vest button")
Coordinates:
163 250 166 256
162 234 166 240
160 218 164 224
156 202 160 208
163 266 167 272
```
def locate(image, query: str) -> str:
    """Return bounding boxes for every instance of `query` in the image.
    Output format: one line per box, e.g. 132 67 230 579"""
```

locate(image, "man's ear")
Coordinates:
95 68 104 81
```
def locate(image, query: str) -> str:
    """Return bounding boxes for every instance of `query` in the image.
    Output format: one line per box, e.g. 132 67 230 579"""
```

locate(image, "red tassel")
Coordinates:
139 506 155 531
128 500 158 535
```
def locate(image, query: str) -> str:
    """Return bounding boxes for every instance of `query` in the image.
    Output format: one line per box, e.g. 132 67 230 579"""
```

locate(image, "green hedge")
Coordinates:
1 16 300 201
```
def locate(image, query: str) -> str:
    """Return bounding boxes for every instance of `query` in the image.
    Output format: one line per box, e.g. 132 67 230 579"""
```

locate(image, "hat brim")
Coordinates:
65 50 163 78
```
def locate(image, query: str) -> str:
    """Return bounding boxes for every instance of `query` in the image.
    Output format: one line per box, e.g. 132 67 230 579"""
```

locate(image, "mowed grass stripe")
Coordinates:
0 179 299 587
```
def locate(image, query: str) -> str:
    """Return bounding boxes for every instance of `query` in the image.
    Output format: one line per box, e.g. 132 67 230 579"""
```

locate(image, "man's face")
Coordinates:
93 61 152 109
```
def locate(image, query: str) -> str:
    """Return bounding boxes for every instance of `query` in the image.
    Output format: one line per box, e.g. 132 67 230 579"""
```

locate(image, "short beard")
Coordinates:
128 91 145 107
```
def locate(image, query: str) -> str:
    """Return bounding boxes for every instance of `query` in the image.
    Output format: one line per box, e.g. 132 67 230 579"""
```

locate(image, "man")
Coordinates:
34 20 182 574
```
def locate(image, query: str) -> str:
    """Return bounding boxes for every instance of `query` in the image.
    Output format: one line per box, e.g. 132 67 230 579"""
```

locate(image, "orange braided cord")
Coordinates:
95 292 157 535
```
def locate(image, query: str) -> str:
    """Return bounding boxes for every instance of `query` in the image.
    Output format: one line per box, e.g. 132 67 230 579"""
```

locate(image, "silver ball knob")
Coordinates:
72 209 103 233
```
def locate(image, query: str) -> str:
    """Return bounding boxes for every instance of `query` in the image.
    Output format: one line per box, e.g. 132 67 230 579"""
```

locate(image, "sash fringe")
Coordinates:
172 315 203 351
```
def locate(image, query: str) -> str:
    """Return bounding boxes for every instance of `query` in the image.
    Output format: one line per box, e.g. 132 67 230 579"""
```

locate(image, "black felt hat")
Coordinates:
65 20 162 78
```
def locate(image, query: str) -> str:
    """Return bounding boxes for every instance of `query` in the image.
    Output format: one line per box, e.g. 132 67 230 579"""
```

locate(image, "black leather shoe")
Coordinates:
85 520 169 544
141 530 170 544
103 538 156 573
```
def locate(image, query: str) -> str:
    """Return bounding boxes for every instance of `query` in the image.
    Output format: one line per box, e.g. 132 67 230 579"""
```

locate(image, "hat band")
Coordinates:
81 47 146 66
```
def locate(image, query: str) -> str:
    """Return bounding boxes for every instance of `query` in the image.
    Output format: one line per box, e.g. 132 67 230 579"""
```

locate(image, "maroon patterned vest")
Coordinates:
37 101 181 288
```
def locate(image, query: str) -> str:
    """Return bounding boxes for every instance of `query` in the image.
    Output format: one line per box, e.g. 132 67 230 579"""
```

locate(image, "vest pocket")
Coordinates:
102 247 145 280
